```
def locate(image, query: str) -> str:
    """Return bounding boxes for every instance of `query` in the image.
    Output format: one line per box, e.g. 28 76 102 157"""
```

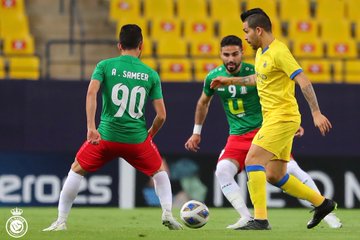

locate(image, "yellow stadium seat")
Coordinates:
344 60 360 83
355 21 360 40
279 0 310 22
325 39 358 59
183 18 215 41
116 18 149 38
141 57 158 71
143 0 174 20
159 58 193 82
331 60 344 83
0 13 29 38
193 58 222 82
8 56 40 80
0 0 24 16
287 19 318 40
218 17 246 40
346 0 360 22
156 38 188 57
300 60 332 83
245 0 277 20
316 0 345 20
3 35 35 55
177 0 207 19
0 57 5 79
150 18 182 39
320 19 352 41
209 0 240 21
291 39 324 58
190 38 219 57
109 0 141 22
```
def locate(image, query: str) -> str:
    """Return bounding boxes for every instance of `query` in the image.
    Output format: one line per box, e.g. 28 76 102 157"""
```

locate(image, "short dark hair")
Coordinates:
220 35 243 49
240 8 272 32
119 24 143 50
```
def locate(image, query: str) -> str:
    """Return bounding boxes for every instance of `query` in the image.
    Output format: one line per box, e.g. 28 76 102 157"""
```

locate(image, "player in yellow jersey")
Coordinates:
210 8 335 230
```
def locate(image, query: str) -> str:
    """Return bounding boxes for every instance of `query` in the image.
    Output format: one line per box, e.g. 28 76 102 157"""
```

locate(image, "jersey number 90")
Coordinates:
111 83 146 119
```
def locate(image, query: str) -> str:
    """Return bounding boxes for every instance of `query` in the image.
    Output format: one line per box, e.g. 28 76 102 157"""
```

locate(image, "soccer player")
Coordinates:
185 35 341 229
210 9 336 230
43 24 182 231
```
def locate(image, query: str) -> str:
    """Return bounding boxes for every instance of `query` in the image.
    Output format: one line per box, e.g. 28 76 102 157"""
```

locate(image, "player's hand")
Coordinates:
312 111 332 136
210 76 232 89
295 126 304 137
185 134 201 152
87 128 101 145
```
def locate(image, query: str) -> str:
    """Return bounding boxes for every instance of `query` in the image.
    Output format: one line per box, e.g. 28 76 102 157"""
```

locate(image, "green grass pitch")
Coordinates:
0 207 359 240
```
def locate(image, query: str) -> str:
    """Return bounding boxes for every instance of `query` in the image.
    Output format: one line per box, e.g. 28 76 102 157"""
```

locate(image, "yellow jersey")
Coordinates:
255 39 302 122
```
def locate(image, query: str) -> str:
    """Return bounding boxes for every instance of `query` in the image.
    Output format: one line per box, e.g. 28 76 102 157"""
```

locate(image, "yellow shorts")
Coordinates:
252 120 300 161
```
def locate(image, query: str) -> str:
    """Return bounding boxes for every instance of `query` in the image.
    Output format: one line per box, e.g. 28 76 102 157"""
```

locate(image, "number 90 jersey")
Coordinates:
91 55 163 144
204 62 262 135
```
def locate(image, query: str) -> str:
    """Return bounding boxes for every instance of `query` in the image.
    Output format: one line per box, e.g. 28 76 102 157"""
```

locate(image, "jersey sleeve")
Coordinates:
149 71 163 100
91 60 105 83
203 73 215 97
275 48 303 80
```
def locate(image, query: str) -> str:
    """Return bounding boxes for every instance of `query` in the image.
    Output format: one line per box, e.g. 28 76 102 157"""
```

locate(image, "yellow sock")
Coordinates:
278 174 325 207
246 165 267 219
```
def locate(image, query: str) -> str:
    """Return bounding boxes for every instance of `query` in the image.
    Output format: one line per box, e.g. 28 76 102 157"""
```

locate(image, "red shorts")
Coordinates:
218 128 259 171
76 135 162 176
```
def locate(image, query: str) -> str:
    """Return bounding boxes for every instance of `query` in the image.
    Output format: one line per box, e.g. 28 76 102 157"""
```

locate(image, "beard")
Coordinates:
225 62 240 73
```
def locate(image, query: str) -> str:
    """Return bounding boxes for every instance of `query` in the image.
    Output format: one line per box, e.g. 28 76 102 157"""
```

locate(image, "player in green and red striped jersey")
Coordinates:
185 35 341 229
43 24 182 232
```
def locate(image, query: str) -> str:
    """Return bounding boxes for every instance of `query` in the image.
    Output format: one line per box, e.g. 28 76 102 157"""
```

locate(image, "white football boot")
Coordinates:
162 211 183 230
324 213 342 229
227 216 253 229
42 220 67 231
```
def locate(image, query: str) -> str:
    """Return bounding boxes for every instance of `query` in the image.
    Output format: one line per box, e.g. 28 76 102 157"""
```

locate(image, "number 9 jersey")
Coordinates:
91 55 163 144
204 62 262 135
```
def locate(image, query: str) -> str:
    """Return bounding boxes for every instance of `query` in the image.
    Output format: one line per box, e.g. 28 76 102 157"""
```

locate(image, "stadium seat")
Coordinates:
177 0 207 20
183 18 215 41
245 0 278 21
8 56 40 80
291 39 324 58
141 57 158 71
156 38 188 57
0 13 29 38
344 60 360 83
346 0 360 22
278 0 311 22
320 19 352 41
190 38 219 57
299 59 332 83
150 18 182 39
355 21 360 40
325 39 358 59
143 0 174 20
109 0 141 22
316 0 345 20
159 58 193 82
116 18 149 38
331 60 344 83
287 19 318 40
209 0 240 21
3 35 35 55
218 17 246 40
193 58 222 82
0 0 25 16
0 57 5 79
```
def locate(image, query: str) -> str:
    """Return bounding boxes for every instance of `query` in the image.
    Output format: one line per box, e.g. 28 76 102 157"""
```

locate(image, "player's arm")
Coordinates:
86 79 101 144
148 98 166 138
185 92 213 152
210 74 256 89
294 72 332 136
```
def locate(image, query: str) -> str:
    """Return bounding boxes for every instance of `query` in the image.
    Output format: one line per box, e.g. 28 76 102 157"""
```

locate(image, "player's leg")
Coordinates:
43 140 112 231
42 160 86 231
215 159 252 229
133 136 182 230
287 159 342 228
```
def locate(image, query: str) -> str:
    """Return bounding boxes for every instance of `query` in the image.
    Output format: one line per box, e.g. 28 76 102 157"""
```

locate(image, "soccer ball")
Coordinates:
180 200 209 228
